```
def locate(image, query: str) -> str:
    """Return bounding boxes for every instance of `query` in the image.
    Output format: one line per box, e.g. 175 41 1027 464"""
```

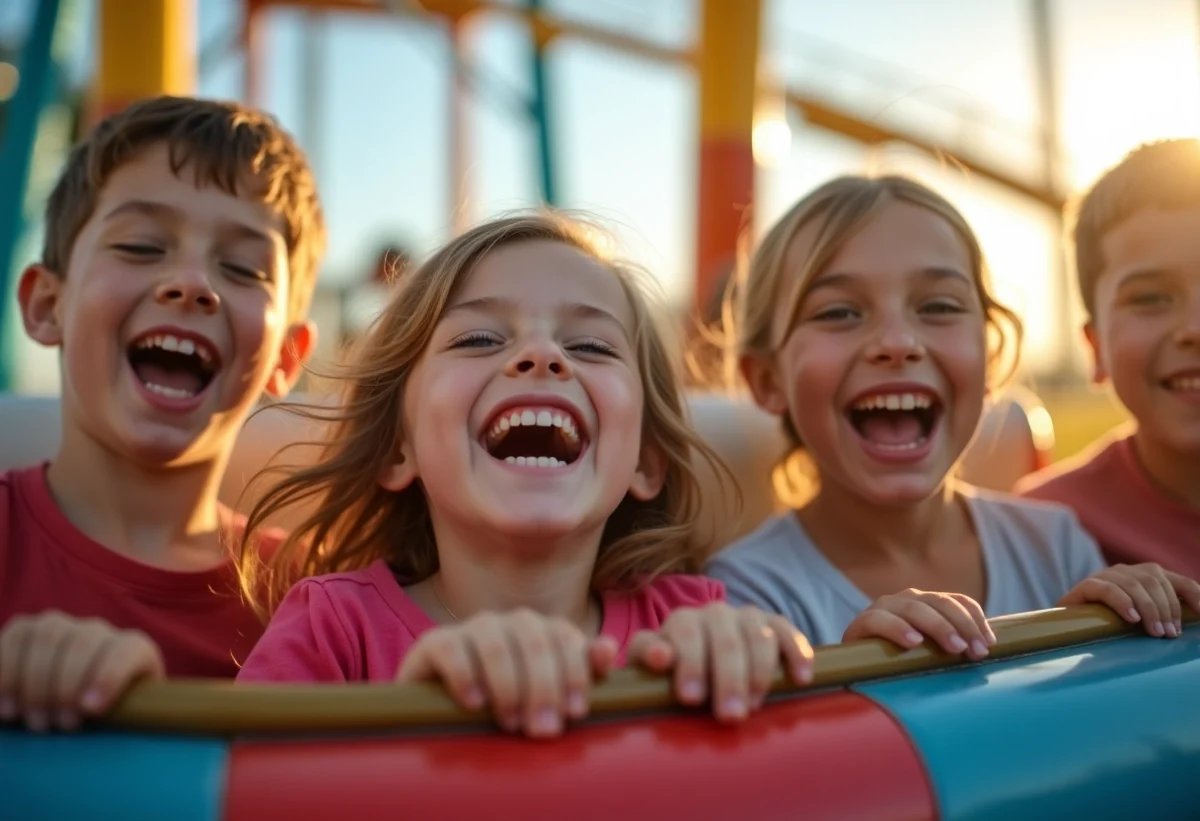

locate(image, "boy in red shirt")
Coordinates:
1018 139 1200 577
0 96 325 731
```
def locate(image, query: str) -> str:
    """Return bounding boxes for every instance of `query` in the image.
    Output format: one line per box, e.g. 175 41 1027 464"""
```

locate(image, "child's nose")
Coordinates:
506 339 572 379
866 322 926 364
154 269 219 313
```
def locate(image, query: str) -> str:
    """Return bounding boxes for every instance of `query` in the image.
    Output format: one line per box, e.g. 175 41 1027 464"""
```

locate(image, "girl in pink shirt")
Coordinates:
236 213 814 737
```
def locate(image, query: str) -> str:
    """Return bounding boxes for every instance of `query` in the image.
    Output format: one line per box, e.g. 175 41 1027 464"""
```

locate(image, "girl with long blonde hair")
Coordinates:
706 175 1200 653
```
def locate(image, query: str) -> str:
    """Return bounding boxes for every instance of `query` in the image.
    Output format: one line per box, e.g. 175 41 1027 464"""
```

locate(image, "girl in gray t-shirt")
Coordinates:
704 175 1200 654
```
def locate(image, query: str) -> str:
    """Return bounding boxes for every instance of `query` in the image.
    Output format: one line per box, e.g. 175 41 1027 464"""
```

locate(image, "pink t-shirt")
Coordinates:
1018 432 1200 580
237 559 726 682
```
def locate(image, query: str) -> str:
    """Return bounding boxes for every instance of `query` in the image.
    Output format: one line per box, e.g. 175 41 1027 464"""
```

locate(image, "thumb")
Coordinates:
394 645 435 683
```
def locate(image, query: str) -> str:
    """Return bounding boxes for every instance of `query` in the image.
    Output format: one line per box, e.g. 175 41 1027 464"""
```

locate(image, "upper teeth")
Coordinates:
1168 376 1200 391
487 407 580 443
134 333 213 366
852 392 933 411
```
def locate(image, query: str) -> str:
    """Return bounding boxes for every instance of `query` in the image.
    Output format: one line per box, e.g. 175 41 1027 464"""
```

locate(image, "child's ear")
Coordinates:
265 321 317 398
1083 322 1108 385
739 353 789 416
378 438 418 492
18 265 65 347
627 441 668 502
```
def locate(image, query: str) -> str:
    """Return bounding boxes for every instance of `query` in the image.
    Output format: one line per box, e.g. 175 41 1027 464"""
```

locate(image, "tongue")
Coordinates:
858 412 924 445
134 362 204 395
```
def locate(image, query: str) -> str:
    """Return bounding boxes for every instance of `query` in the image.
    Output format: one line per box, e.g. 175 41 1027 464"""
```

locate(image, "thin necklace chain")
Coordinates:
431 577 459 621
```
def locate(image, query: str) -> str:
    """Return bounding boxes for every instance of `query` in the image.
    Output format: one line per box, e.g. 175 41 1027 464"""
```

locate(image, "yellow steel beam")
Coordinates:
95 0 196 120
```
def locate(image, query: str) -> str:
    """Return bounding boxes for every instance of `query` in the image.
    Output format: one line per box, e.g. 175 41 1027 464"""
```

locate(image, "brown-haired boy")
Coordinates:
1019 139 1200 577
0 96 325 731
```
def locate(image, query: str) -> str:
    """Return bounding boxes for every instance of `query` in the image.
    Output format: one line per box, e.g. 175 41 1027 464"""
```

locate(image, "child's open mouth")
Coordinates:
127 330 220 400
846 389 942 453
482 406 586 468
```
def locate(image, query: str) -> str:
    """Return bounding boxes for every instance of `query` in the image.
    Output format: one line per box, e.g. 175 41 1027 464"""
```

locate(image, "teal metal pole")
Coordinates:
527 0 556 205
0 0 64 392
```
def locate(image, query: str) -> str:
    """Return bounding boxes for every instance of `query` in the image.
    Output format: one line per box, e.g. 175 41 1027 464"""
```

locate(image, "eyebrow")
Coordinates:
102 199 275 245
443 297 628 333
807 266 971 293
1114 268 1177 287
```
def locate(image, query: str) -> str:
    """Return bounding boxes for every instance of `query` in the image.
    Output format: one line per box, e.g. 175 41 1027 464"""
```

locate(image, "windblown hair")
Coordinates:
726 175 1023 503
43 95 325 321
241 212 734 618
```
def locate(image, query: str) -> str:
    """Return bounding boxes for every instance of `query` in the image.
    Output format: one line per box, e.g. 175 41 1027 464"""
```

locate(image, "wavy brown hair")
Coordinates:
726 175 1024 504
241 212 734 618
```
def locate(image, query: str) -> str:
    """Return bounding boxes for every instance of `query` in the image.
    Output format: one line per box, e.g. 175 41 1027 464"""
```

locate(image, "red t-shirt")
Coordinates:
1018 433 1200 580
0 464 281 678
237 558 726 682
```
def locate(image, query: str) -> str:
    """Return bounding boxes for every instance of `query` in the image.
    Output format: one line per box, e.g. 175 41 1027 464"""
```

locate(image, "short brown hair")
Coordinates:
42 95 326 320
1071 138 1200 319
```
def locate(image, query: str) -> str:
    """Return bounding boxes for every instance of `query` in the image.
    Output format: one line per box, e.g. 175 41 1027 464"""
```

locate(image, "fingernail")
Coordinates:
1154 621 1165 637
1165 622 1178 638
904 630 924 646
25 709 47 733
56 709 79 730
463 687 484 709
947 635 968 653
533 708 561 735
567 691 587 717
80 689 104 712
721 696 746 720
794 663 814 685
1127 608 1141 622
0 695 15 719
681 679 704 703
970 639 989 657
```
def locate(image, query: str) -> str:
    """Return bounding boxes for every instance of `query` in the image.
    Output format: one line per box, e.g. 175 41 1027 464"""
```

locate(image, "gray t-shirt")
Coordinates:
704 488 1106 646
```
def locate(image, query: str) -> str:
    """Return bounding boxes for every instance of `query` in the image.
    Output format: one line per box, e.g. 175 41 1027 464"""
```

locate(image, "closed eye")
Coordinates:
112 243 163 257
450 331 503 349
811 306 858 322
569 340 617 357
920 300 967 315
222 262 267 281
1128 292 1172 308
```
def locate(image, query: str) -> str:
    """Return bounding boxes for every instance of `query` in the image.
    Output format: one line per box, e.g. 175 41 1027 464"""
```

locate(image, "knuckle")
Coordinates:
712 632 743 657
519 633 550 658
670 622 703 645
510 608 540 628
475 636 511 668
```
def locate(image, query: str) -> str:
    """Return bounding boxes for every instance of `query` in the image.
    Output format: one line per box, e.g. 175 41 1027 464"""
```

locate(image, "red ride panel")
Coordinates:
225 691 934 821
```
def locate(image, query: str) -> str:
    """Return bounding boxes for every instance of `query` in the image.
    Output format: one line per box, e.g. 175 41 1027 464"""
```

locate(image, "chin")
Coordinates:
480 502 593 541
117 425 212 468
854 475 948 506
